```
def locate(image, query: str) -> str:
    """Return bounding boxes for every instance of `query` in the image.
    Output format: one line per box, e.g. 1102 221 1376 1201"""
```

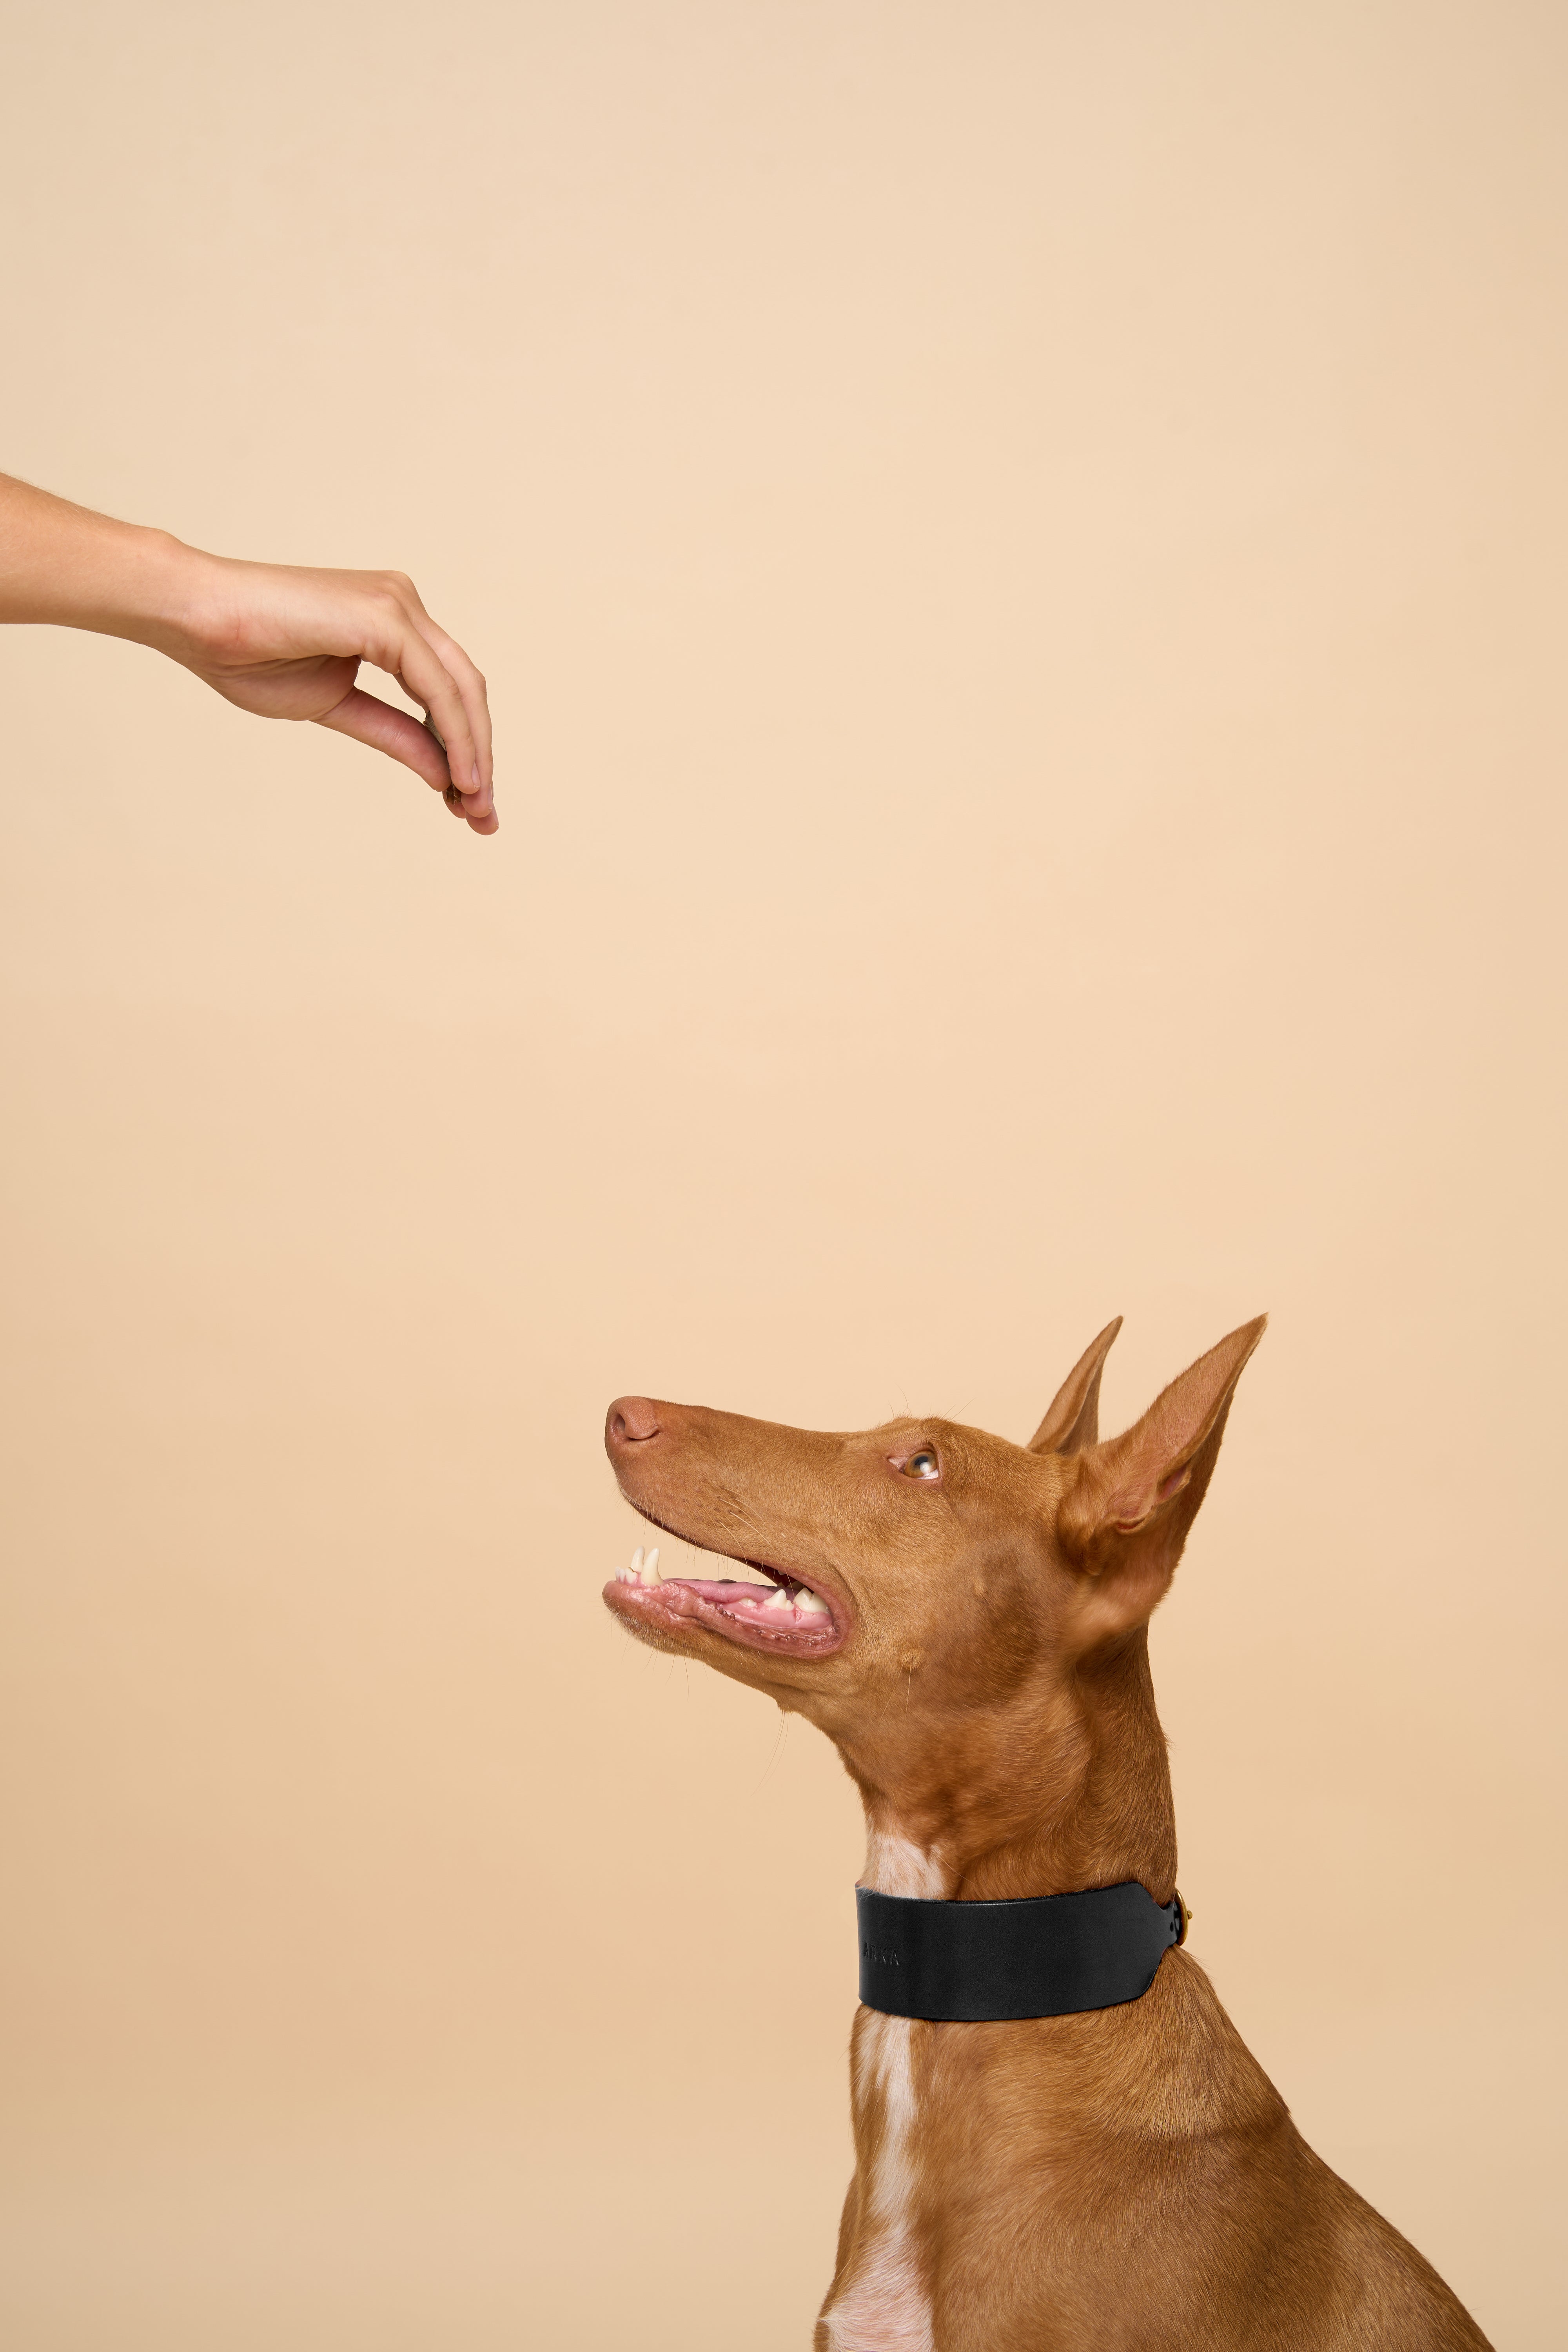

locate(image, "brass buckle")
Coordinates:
1174 1892 1192 1947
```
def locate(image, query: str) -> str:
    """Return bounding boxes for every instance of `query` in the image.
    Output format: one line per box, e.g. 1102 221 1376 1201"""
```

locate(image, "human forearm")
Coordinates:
0 474 200 651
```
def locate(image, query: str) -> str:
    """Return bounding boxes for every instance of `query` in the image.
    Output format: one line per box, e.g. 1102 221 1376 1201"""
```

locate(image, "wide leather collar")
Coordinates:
857 1879 1187 2022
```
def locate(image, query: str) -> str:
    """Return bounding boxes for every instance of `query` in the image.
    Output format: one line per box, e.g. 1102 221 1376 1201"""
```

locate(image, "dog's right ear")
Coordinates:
1054 1317 1267 1644
1027 1318 1123 1455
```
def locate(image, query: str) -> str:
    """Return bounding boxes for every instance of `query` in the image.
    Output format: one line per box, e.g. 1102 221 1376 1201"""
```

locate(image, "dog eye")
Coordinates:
900 1449 940 1481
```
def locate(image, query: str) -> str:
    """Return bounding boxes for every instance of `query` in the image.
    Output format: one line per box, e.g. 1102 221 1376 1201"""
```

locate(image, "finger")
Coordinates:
390 576 494 813
317 686 499 831
381 630 491 823
426 715 499 835
412 616 493 802
369 618 482 814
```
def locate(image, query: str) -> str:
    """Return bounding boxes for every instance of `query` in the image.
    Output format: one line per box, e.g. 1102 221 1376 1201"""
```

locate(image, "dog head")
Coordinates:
602 1317 1263 1855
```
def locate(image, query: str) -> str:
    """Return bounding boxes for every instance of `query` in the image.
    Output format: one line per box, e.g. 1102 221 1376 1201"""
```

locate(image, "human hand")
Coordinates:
174 554 496 833
0 475 496 833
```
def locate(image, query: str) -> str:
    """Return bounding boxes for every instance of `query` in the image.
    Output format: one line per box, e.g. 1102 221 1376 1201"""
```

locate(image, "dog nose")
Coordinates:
606 1396 662 1452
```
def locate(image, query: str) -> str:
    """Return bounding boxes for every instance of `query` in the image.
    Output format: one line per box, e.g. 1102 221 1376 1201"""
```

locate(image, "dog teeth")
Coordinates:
615 1547 662 1587
613 1552 826 1617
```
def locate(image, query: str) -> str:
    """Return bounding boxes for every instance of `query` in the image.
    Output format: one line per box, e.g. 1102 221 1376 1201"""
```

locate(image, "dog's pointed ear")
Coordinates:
1028 1318 1123 1455
1058 1316 1267 1642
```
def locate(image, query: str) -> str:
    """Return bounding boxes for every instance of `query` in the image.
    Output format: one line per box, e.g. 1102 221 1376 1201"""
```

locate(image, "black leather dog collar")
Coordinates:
857 1880 1187 2022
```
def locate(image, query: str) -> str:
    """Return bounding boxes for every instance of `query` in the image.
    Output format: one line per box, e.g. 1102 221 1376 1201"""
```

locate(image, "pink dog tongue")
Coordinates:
668 1576 830 1624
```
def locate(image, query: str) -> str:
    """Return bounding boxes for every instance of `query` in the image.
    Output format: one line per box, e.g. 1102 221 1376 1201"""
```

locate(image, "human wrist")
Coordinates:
109 526 221 664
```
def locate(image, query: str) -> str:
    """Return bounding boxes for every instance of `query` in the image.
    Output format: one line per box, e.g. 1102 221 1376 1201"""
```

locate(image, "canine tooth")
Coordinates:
640 1547 662 1586
631 1546 644 1574
795 1588 829 1615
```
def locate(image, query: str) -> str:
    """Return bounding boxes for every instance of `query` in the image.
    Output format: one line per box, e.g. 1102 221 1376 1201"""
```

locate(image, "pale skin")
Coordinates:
0 473 496 833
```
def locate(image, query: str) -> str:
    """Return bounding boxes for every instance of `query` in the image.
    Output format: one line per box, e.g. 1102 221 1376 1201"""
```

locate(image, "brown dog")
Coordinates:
602 1320 1492 2350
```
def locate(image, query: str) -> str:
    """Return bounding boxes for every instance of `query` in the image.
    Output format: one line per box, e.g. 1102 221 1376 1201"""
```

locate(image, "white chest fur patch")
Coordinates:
820 1827 946 2349
822 2014 934 2352
861 1828 949 1900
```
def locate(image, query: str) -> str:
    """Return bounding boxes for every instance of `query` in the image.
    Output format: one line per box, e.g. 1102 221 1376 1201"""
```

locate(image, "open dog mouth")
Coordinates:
603 1541 848 1657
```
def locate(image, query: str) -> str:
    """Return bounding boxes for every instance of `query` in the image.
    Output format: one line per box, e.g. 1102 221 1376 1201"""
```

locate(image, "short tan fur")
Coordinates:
603 1323 1491 2351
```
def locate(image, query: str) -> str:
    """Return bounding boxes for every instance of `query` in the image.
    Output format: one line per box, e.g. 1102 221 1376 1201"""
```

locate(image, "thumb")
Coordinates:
316 685 457 794
315 686 499 833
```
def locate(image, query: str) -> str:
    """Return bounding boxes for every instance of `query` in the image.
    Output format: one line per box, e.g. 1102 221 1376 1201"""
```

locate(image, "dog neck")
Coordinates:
843 1628 1178 1907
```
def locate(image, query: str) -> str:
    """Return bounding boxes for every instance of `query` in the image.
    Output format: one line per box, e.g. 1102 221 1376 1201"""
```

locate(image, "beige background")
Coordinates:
2 4 1564 2346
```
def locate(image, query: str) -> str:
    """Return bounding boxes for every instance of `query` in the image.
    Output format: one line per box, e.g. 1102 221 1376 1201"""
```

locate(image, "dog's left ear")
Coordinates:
1028 1318 1123 1455
1056 1316 1267 1642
